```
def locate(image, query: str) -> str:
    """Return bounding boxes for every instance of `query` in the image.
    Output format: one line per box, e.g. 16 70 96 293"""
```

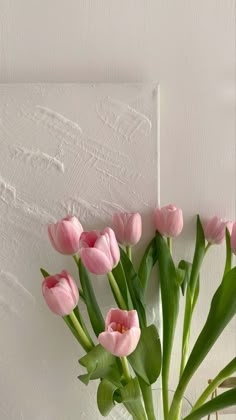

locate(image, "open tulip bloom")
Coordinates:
40 209 236 420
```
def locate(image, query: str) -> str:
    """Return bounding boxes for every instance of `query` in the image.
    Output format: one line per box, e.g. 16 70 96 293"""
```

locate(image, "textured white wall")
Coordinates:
0 83 160 420
0 1 235 419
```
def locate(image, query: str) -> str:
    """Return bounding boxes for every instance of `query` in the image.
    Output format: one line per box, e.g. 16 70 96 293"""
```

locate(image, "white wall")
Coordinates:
0 1 235 419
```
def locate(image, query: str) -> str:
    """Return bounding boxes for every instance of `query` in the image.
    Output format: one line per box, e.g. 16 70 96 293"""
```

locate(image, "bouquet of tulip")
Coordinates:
41 206 236 420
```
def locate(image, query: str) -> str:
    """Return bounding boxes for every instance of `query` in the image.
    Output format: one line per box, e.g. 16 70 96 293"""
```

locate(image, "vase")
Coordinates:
155 388 192 420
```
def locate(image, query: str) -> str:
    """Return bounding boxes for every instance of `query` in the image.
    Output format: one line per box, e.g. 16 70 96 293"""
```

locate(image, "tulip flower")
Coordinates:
203 216 232 245
79 228 120 275
112 212 142 246
98 308 141 357
48 215 83 255
154 204 183 237
42 270 79 316
230 222 236 254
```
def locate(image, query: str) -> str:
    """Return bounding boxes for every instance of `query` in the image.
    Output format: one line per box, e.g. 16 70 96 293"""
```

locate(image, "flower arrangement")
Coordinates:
41 207 236 420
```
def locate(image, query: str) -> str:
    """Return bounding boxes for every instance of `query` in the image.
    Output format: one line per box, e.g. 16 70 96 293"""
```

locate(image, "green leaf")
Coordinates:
112 261 130 309
97 379 117 416
183 266 236 382
120 247 147 328
78 260 105 337
178 218 205 378
124 400 147 420
78 344 122 386
155 231 179 414
169 266 236 419
138 237 158 295
183 388 236 420
63 315 82 343
224 227 232 276
114 377 141 403
177 260 192 296
97 378 147 419
193 357 236 410
116 378 147 420
192 276 200 312
128 324 162 385
176 268 185 287
40 268 50 278
189 215 205 294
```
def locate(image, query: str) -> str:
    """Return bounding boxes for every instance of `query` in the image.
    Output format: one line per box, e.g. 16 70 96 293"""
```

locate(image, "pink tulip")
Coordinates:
42 270 79 316
203 216 232 245
79 228 120 275
98 308 141 357
112 212 142 246
230 222 236 254
48 215 83 255
154 204 183 237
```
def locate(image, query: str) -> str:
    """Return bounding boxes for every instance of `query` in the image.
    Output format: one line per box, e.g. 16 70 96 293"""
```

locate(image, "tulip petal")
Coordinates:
95 234 113 266
98 331 119 355
55 221 80 254
48 224 61 252
126 213 142 245
154 208 166 235
60 270 79 304
116 328 141 356
98 328 141 357
42 283 75 316
154 205 183 237
80 248 112 274
105 308 139 330
42 271 79 316
80 231 100 248
204 216 230 244
103 228 120 266
112 213 125 244
231 223 236 254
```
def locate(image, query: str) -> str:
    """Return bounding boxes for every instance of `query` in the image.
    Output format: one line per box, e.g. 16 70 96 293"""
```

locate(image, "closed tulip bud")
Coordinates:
203 216 232 245
42 270 79 316
112 212 142 246
48 215 83 255
79 228 120 275
230 222 236 254
98 308 141 357
154 204 183 237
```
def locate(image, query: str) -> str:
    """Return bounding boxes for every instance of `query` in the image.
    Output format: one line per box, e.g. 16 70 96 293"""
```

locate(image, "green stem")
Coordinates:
192 357 236 411
107 272 127 310
63 315 82 344
179 297 192 378
126 245 132 261
162 371 169 420
73 306 95 348
78 288 85 302
120 356 132 383
179 243 210 378
138 378 156 420
73 254 80 264
68 311 93 352
168 389 184 420
205 242 211 254
167 237 172 254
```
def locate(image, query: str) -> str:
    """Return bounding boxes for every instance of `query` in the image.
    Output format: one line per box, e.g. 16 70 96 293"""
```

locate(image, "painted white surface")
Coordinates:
0 1 235 419
0 83 160 419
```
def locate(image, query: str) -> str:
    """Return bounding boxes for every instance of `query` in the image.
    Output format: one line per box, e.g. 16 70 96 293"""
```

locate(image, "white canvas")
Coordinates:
0 83 160 419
